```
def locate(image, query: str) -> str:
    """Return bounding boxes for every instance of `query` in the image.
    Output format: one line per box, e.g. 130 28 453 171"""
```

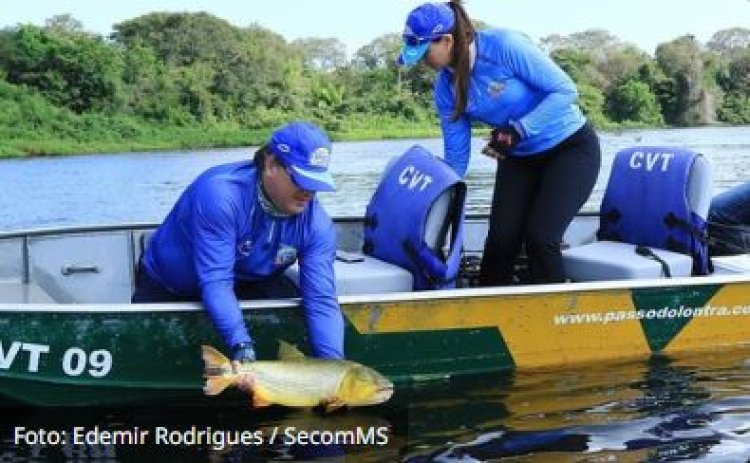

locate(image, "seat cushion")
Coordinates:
562 241 693 281
285 253 413 295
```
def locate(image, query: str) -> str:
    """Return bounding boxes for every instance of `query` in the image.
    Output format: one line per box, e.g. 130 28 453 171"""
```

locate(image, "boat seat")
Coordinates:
285 252 413 296
712 254 750 275
563 147 713 281
362 145 466 290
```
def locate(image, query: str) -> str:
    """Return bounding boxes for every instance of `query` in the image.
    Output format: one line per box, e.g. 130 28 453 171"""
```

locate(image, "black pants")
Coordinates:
131 261 299 303
479 123 601 285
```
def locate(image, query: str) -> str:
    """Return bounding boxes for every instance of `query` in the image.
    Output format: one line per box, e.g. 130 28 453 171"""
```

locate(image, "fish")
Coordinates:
201 341 394 410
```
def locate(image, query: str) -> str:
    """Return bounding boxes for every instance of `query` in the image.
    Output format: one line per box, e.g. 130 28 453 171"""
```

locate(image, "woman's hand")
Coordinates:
482 125 520 160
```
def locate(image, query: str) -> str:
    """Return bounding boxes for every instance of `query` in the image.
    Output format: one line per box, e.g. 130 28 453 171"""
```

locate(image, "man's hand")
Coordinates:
232 342 256 392
482 125 521 160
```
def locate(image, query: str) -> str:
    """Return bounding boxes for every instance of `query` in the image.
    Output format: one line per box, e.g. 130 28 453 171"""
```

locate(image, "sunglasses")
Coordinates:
402 34 444 47
274 158 314 194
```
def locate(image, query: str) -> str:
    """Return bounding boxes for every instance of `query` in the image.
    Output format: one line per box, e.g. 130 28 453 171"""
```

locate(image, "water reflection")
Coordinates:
2 348 750 462
402 348 750 462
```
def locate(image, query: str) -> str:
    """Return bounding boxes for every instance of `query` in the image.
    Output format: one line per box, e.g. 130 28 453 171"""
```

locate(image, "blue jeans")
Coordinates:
708 181 750 255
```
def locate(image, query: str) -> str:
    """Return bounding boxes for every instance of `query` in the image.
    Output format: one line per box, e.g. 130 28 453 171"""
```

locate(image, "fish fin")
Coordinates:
249 384 273 408
252 394 272 408
277 340 306 360
203 376 234 396
201 346 235 396
321 398 346 413
201 345 231 374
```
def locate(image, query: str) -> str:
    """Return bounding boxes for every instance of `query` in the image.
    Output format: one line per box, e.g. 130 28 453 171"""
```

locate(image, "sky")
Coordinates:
1 0 748 56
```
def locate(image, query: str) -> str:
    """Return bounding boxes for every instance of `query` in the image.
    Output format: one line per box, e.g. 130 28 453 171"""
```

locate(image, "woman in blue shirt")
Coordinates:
398 1 601 285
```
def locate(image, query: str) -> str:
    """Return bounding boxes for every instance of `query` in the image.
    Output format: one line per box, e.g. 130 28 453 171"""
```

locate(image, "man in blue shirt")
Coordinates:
132 121 344 375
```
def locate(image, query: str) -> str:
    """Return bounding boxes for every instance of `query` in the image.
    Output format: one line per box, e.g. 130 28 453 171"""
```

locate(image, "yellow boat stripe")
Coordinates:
343 289 652 368
664 283 750 352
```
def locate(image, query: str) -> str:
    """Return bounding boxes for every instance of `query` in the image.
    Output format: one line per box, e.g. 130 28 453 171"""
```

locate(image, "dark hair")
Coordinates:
447 0 476 122
253 144 271 169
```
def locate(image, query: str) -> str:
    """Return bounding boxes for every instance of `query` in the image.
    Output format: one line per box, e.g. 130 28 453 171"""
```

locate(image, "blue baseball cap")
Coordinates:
397 2 455 67
269 121 336 192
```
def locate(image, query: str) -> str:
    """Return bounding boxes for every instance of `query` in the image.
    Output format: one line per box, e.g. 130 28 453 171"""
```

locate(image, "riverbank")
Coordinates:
5 120 739 158
0 117 444 158
0 122 653 158
0 108 664 158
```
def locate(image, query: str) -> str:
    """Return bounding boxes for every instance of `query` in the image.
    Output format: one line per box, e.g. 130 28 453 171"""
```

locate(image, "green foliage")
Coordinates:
576 83 610 128
0 13 747 157
3 25 122 113
718 91 750 124
292 37 347 71
606 79 664 125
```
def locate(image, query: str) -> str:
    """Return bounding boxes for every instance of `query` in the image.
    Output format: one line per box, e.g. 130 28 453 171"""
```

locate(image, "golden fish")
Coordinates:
202 341 394 410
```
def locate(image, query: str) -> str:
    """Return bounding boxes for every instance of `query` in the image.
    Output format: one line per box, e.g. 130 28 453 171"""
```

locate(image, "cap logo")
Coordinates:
432 24 444 35
276 143 291 153
309 147 331 167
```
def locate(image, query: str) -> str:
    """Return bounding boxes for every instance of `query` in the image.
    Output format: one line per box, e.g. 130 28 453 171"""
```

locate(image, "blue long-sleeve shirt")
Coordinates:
142 161 344 359
436 29 587 177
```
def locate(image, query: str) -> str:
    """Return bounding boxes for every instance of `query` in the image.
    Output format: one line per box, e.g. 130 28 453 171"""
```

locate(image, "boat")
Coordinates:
1 212 749 406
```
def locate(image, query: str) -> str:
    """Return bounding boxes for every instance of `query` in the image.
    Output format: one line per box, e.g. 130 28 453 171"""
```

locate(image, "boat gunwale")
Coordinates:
0 272 747 313
0 212 601 240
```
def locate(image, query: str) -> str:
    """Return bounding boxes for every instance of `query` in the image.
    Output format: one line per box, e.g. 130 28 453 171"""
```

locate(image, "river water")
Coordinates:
0 126 748 231
2 347 750 462
1 126 749 462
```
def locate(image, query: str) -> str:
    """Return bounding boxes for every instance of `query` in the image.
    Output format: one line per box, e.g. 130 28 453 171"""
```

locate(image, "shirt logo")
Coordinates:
237 239 253 256
488 81 506 98
275 245 298 266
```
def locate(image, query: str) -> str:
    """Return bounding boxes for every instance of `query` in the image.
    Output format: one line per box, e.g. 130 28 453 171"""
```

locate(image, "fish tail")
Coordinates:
204 376 235 396
201 345 234 396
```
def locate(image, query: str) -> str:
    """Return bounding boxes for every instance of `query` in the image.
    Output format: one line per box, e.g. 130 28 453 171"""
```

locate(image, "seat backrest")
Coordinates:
363 145 466 290
598 146 713 274
424 187 455 254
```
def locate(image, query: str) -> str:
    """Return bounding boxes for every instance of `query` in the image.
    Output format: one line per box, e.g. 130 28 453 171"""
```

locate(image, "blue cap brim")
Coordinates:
289 165 336 192
397 42 430 67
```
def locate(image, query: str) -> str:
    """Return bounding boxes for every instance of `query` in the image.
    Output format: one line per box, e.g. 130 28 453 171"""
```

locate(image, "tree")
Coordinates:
606 79 664 124
716 50 750 124
4 25 122 113
717 50 750 93
598 45 650 89
540 29 622 57
576 82 609 128
708 27 750 59
111 12 245 66
545 30 649 92
44 14 84 34
551 47 606 88
291 37 347 71
656 35 714 125
352 34 401 69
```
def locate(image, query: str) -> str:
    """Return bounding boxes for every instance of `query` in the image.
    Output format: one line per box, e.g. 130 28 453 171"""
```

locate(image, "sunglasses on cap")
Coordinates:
402 34 444 47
